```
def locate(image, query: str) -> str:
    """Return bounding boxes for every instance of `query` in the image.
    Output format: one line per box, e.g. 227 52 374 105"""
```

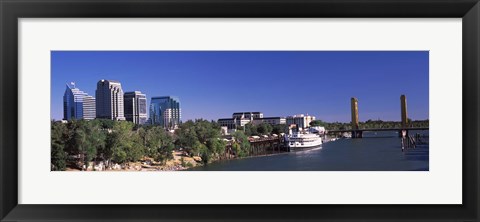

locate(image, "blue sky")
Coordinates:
51 51 429 122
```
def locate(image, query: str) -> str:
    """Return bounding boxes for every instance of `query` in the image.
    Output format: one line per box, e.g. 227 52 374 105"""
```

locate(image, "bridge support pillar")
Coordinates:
352 130 363 138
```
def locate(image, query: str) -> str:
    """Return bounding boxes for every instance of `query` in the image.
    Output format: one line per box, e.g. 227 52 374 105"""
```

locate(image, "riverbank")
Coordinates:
65 136 340 171
189 132 429 171
65 151 203 171
187 136 338 170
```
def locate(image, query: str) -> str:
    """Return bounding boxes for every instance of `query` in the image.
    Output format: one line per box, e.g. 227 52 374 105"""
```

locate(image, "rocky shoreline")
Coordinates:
65 151 202 171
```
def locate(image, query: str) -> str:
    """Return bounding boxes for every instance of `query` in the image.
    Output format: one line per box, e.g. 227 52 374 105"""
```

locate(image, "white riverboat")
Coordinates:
286 131 323 151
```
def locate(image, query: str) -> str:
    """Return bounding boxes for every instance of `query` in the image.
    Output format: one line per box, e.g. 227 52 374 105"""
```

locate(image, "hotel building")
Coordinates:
150 96 181 129
124 91 148 125
286 114 316 130
95 79 126 120
63 83 96 120
254 117 286 125
232 112 263 120
218 112 286 131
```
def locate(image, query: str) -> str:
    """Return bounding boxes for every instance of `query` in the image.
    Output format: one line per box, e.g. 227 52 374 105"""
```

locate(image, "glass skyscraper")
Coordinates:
150 96 181 129
124 91 148 125
63 83 96 120
95 79 126 120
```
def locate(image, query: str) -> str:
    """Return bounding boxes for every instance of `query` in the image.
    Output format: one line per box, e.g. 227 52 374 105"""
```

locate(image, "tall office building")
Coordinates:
95 79 126 120
150 96 181 129
124 91 148 125
63 83 96 120
83 95 96 120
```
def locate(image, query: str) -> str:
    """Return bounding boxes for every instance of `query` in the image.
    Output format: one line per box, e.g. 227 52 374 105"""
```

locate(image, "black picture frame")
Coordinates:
1 0 479 221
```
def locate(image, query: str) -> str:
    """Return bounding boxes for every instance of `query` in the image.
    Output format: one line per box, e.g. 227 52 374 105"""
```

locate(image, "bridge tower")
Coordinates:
400 94 408 137
400 95 408 128
351 97 362 138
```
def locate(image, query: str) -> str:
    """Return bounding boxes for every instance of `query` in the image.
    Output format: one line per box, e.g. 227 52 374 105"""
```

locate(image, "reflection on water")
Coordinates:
189 131 429 171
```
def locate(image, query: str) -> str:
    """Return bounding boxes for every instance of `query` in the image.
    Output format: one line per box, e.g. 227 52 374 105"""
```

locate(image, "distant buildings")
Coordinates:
218 112 262 130
61 79 317 133
232 112 263 120
255 117 286 125
150 96 181 129
217 118 241 130
218 112 316 132
286 114 316 130
95 80 126 120
218 112 287 131
62 80 185 127
124 91 148 125
63 83 96 120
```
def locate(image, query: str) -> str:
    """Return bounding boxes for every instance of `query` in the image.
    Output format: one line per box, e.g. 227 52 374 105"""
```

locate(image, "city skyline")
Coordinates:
51 51 429 122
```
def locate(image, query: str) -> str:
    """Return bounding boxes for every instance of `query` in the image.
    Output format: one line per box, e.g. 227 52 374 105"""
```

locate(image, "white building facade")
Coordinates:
286 114 316 130
82 95 96 120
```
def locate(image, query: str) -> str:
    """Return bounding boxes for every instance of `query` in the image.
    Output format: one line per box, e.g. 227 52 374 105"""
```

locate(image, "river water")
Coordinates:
190 131 429 171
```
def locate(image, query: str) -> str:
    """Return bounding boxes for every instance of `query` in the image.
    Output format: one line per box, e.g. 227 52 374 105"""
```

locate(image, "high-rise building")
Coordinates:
95 79 125 120
150 96 181 129
83 95 96 120
63 83 96 120
124 91 148 125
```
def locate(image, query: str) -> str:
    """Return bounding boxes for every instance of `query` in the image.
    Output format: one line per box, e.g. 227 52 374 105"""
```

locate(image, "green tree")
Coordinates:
310 120 325 127
194 119 220 143
175 119 221 157
106 121 137 164
232 131 250 157
272 124 288 135
83 121 106 162
103 130 118 165
145 126 174 163
257 123 273 135
64 119 80 155
125 133 144 162
51 121 67 171
144 126 160 157
175 120 199 155
95 119 115 129
242 123 257 136
72 121 88 166
207 139 227 159
112 147 127 163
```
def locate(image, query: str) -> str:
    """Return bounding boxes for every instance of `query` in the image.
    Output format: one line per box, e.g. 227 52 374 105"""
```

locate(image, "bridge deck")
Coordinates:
327 127 429 133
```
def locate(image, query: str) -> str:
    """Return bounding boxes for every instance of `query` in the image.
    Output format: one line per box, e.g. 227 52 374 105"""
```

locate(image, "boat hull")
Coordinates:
286 138 322 152
288 144 322 152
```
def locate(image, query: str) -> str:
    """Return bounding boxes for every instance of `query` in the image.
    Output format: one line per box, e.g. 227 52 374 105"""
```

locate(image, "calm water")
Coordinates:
190 131 429 171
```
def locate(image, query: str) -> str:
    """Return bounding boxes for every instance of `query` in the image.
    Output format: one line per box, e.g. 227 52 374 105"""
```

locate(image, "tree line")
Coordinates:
52 119 232 171
236 123 289 137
